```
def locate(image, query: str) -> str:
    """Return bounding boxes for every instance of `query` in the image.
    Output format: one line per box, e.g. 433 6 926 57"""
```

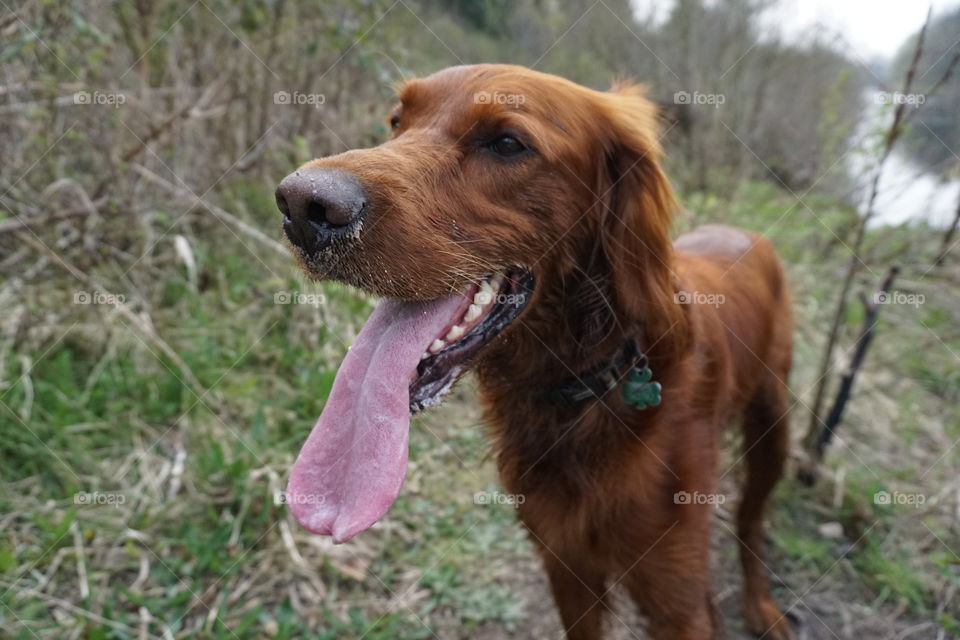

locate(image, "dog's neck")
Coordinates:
474 257 682 491
478 253 682 400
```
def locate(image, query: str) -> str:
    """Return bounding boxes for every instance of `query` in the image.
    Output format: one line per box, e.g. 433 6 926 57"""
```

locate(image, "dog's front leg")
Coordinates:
540 549 608 639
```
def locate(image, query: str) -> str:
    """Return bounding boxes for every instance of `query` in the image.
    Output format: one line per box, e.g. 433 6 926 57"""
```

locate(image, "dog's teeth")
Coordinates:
464 304 482 323
490 273 505 290
475 284 494 306
445 325 464 341
429 339 445 353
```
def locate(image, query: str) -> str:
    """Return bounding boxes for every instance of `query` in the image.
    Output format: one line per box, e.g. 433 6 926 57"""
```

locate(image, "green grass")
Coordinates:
2 178 959 638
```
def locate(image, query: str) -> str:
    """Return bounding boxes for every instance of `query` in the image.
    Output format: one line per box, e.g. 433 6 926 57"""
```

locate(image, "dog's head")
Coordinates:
277 64 679 541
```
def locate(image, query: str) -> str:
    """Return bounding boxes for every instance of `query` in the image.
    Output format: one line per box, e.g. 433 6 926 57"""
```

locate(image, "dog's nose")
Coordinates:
276 167 367 251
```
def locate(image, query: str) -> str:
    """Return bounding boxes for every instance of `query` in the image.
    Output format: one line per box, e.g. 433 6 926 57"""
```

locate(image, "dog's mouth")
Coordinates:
286 267 533 543
411 269 534 413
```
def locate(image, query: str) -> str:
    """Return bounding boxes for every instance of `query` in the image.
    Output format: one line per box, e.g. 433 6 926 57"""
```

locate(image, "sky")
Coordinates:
632 0 960 60
771 0 958 58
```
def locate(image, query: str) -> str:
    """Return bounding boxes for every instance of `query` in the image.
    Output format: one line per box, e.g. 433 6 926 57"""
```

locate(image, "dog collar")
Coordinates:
544 337 662 409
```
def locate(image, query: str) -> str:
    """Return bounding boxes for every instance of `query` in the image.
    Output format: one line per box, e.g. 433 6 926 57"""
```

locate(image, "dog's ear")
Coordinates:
593 82 687 355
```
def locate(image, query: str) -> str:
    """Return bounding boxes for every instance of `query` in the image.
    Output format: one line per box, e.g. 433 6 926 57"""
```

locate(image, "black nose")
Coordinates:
275 167 368 252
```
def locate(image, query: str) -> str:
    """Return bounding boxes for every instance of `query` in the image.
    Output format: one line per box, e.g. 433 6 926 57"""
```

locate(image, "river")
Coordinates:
855 92 959 228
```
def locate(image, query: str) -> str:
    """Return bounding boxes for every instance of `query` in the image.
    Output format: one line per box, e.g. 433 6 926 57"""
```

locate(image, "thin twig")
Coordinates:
805 265 900 476
133 164 289 256
804 8 955 450
933 173 960 266
0 197 109 235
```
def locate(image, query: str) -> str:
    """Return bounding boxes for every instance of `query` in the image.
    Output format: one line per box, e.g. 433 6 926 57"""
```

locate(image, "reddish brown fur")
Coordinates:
292 64 794 640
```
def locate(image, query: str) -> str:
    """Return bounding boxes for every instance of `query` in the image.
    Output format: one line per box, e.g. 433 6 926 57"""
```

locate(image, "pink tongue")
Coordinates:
286 294 467 543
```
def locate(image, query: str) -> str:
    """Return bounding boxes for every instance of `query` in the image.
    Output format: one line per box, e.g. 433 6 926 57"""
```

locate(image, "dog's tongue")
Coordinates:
287 294 466 543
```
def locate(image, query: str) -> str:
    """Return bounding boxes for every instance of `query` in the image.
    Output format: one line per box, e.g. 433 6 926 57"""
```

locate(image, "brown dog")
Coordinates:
276 64 793 640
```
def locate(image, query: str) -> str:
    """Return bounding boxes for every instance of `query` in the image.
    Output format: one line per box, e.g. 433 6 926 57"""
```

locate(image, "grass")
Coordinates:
1 178 959 638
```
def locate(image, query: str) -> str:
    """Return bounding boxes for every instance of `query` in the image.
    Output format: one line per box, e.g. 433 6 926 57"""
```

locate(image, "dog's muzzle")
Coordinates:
275 167 367 254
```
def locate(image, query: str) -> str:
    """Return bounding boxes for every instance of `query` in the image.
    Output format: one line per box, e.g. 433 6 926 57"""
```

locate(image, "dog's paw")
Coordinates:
744 596 795 640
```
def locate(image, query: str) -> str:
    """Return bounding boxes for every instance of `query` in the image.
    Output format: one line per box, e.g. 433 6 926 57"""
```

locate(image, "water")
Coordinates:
852 93 959 228
866 152 959 228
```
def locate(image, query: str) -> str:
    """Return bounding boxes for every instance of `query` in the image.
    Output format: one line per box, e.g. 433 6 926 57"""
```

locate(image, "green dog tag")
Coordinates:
622 366 662 409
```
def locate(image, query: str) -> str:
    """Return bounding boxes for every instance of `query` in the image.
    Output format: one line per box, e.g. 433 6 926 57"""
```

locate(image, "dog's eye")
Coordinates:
389 115 400 130
487 135 526 158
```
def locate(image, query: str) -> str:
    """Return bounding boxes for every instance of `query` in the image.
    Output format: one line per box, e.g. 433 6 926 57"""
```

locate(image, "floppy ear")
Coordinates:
594 82 688 356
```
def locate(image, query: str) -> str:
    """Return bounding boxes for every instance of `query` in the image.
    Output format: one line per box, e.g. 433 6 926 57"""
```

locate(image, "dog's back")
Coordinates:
675 224 792 407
